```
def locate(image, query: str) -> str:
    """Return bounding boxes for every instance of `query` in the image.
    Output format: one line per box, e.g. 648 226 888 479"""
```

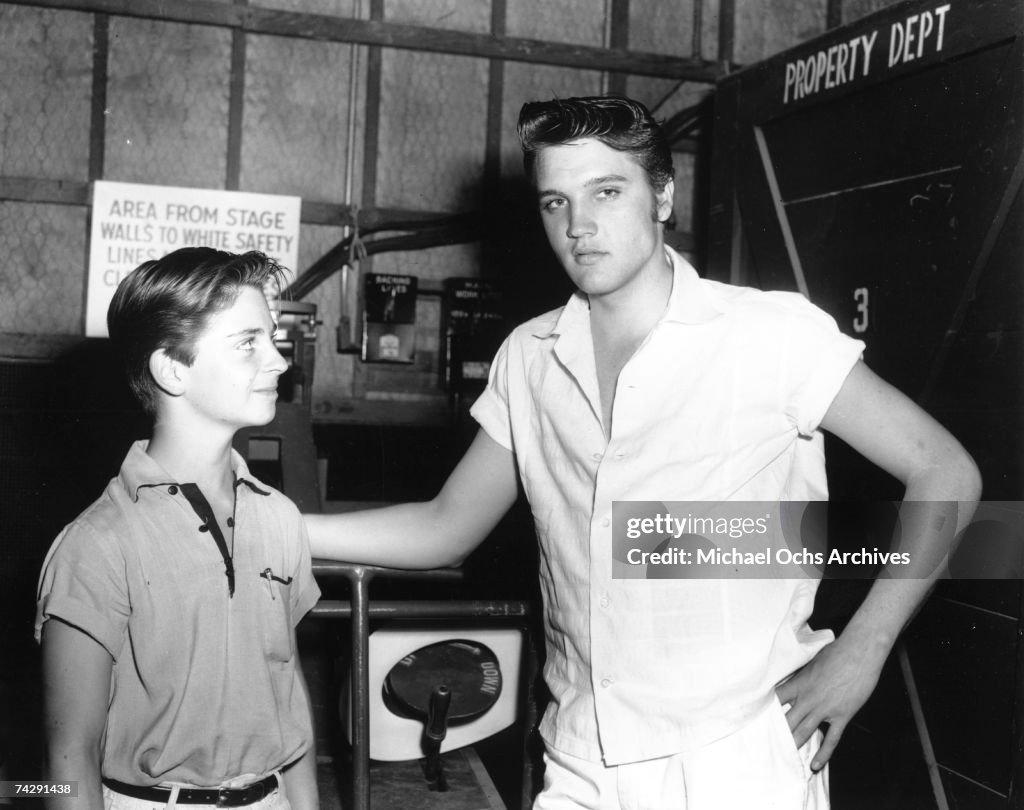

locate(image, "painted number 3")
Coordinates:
852 287 869 334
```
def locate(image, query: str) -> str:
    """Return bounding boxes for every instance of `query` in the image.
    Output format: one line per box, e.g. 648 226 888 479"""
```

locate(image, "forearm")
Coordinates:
280 639 319 810
839 455 981 655
42 620 111 810
783 361 982 768
43 740 103 810
306 502 473 568
778 459 981 768
306 429 519 568
281 747 317 810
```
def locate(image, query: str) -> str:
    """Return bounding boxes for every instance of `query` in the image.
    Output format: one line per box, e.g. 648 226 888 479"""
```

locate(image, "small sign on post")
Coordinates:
86 181 301 337
361 273 417 363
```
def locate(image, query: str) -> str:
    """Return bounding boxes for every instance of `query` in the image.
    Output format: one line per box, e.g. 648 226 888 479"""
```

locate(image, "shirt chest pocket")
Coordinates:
254 566 295 663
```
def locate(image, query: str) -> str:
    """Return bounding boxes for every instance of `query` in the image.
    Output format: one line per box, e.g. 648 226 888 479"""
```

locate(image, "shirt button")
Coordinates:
600 595 610 608
600 678 613 688
600 518 610 528
168 485 178 495
592 452 602 461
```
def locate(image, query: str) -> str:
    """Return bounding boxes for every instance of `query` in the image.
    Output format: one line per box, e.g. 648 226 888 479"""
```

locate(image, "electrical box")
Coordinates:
442 278 507 395
362 273 417 364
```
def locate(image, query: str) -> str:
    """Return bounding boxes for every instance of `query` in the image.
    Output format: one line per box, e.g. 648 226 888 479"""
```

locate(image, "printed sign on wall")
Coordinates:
86 181 301 337
361 273 417 363
782 2 951 103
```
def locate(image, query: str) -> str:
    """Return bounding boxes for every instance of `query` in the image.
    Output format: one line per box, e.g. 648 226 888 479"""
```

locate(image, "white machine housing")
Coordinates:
342 625 523 761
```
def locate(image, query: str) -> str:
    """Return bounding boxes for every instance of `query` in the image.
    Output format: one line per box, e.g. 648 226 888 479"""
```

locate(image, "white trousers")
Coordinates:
534 698 829 810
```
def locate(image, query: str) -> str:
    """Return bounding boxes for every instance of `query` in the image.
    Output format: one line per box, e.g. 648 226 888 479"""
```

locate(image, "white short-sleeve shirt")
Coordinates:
471 248 864 765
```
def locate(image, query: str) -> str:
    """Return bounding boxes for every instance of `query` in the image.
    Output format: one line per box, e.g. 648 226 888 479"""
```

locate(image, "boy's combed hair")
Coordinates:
107 247 285 413
518 95 675 191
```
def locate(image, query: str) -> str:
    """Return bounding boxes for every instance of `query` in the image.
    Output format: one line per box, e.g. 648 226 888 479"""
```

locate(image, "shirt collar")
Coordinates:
660 246 726 325
533 245 723 341
119 439 269 501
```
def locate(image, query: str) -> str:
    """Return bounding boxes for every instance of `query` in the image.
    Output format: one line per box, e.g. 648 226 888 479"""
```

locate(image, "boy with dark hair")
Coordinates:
305 96 981 808
36 248 320 810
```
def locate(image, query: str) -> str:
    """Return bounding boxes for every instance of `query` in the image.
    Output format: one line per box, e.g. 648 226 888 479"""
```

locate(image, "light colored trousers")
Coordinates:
534 698 829 810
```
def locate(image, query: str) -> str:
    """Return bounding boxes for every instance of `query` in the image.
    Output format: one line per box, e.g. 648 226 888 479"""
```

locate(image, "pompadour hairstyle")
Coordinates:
517 95 675 191
107 247 284 414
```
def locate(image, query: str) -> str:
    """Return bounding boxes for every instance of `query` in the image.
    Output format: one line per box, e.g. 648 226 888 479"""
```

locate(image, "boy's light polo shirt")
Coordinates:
471 248 865 765
36 441 321 786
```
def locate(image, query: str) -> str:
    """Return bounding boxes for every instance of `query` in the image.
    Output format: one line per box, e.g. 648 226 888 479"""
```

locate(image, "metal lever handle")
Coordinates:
424 685 452 791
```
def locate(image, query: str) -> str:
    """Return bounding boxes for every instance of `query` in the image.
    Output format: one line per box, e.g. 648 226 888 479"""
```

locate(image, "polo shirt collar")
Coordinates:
120 439 269 501
533 246 723 342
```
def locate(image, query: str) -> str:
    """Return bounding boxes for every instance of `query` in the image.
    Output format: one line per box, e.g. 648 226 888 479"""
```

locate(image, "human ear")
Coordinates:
655 179 675 223
149 349 186 397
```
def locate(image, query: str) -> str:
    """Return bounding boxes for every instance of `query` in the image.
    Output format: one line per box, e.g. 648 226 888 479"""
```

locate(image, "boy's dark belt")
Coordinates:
102 775 278 806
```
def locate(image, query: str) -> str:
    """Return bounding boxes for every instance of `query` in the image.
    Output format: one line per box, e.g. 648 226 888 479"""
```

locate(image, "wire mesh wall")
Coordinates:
0 202 87 334
0 0 773 414
241 35 360 200
506 0 605 45
0 7 92 181
105 19 232 185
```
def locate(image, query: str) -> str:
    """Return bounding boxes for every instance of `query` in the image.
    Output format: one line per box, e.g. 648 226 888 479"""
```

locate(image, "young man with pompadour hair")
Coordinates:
305 96 981 809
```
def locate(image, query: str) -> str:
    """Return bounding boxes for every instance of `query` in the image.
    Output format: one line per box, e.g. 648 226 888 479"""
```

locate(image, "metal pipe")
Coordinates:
338 0 362 354
347 565 373 810
310 598 531 620
313 559 464 582
309 561 524 809
343 0 361 211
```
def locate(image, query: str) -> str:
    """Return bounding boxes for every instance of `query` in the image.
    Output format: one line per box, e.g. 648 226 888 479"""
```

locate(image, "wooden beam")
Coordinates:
0 177 90 205
483 0 507 189
0 332 92 362
0 176 465 229
691 0 703 61
8 0 724 82
606 0 630 97
827 0 843 29
361 0 383 213
88 14 108 182
225 0 248 190
300 202 467 229
718 0 735 66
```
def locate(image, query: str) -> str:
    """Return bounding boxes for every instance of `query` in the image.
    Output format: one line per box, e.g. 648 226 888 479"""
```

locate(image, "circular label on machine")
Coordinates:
383 639 502 725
